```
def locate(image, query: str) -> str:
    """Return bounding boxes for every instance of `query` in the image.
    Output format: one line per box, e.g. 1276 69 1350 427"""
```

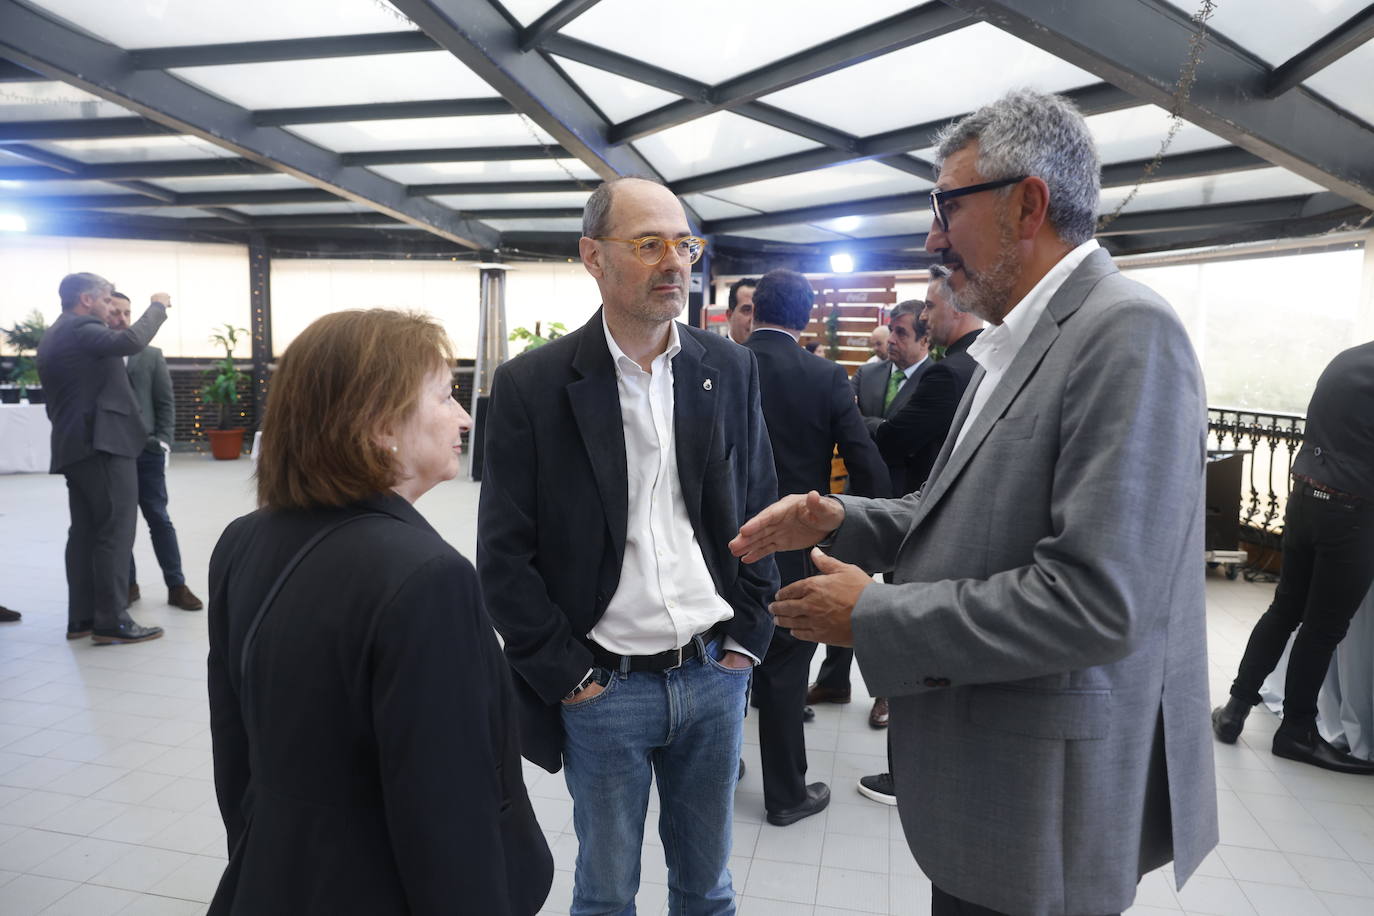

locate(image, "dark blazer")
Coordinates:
874 329 982 496
745 328 889 585
477 310 780 772
1292 340 1374 499
852 357 931 495
126 345 175 452
207 492 551 916
36 304 166 472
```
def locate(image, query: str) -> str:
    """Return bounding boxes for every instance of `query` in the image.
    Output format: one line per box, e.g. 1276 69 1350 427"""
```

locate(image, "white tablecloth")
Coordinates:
0 404 51 474
1261 577 1374 760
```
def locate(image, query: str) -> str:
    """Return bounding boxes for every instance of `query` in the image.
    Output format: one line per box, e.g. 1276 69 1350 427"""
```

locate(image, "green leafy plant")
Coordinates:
3 310 48 390
201 324 248 430
509 321 567 354
825 306 841 361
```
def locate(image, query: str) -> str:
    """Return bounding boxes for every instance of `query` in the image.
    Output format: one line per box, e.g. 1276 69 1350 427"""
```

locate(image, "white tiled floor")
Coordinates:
3 457 1374 914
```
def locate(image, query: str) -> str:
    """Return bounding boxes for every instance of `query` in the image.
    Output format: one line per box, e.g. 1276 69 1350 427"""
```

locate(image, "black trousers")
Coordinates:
129 448 186 588
754 626 817 813
932 885 1117 916
814 644 853 691
63 452 138 630
1230 484 1374 726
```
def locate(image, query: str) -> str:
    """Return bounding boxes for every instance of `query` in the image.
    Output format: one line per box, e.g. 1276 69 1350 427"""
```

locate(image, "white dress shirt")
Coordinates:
954 239 1099 451
588 315 753 661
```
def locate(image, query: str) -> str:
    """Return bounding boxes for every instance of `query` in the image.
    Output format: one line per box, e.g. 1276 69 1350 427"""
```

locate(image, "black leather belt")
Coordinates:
590 628 719 673
1294 475 1363 504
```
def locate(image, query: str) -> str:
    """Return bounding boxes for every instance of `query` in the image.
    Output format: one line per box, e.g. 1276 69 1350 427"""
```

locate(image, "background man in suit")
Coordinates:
811 300 931 726
37 273 169 645
864 325 889 364
725 276 757 345
478 177 778 914
1212 341 1374 774
731 89 1218 915
106 292 202 612
854 270 985 805
744 267 888 826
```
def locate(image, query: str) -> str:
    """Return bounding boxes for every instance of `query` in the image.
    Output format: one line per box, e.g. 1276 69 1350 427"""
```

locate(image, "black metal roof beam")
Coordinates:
0 0 498 249
1095 192 1363 236
252 97 513 126
128 31 439 69
539 35 711 101
703 193 928 235
339 144 570 165
7 188 343 209
518 0 604 51
465 207 583 219
0 117 176 141
408 179 585 195
1266 4 1374 97
943 0 1374 209
0 59 40 80
0 142 181 202
606 3 971 143
0 142 82 173
387 0 699 223
0 158 275 181
1099 146 1268 187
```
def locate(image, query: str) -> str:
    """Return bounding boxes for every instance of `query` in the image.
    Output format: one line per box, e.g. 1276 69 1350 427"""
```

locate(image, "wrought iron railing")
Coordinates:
1207 407 1306 549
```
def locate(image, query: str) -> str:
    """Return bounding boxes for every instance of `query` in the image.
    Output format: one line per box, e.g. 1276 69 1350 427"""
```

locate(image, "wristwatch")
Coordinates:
563 668 597 702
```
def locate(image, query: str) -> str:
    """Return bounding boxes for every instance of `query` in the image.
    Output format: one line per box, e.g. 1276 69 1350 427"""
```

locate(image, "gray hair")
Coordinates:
58 272 112 311
890 299 925 322
933 89 1100 245
582 175 676 239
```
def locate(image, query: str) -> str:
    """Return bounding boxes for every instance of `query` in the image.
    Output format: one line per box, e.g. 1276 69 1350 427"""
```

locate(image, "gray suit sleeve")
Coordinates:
152 351 175 445
72 303 167 357
851 300 1207 695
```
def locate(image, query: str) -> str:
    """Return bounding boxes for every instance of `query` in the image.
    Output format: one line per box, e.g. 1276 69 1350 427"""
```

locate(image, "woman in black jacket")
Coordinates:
206 309 551 915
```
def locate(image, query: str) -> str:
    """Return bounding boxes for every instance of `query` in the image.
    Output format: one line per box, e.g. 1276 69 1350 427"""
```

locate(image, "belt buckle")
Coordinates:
665 642 686 671
1313 488 1330 501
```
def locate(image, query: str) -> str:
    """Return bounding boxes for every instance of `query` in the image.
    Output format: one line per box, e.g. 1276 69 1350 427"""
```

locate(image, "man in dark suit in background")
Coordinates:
1213 339 1374 774
107 291 202 612
744 268 889 826
36 272 169 644
725 276 757 345
478 177 778 913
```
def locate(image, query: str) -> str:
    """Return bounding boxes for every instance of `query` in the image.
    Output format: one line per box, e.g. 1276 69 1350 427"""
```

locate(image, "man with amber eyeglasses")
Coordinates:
478 176 779 914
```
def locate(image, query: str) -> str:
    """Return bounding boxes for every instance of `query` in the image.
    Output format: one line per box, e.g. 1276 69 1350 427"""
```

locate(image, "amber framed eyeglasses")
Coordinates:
594 235 707 266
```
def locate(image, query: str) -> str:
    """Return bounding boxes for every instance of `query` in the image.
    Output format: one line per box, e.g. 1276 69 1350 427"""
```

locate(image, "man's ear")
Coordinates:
1015 177 1051 242
579 237 604 279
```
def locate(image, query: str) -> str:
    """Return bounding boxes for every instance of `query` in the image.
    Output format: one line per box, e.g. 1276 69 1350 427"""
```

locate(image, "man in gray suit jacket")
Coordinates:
36 273 170 644
108 292 203 613
733 90 1217 915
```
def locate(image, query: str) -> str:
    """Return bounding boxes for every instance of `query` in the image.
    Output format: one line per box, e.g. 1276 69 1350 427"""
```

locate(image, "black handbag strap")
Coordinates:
238 512 388 703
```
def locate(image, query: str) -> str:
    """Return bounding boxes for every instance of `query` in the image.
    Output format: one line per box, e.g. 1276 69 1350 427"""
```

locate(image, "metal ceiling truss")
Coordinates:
1265 3 1374 97
0 0 500 249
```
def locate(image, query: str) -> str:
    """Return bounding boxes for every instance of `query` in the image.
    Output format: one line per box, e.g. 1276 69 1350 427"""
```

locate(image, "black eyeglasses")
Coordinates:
929 176 1028 232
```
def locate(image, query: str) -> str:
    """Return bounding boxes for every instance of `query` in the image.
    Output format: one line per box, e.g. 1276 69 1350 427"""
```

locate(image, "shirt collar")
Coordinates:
968 238 1099 367
602 311 682 378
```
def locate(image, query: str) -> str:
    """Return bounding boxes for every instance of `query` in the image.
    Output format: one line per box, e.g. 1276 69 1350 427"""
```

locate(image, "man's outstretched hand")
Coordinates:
729 490 844 564
771 548 871 646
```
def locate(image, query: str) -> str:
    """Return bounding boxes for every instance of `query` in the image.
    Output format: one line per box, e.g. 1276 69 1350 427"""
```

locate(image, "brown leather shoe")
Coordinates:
869 697 890 729
168 585 203 611
128 583 141 605
806 683 852 705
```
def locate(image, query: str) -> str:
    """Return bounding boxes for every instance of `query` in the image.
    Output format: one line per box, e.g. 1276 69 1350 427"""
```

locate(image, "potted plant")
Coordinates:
2 310 48 404
201 324 249 460
509 320 567 353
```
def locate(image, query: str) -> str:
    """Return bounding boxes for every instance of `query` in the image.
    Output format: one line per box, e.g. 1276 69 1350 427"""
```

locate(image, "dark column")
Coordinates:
469 264 508 480
689 244 711 329
248 234 273 433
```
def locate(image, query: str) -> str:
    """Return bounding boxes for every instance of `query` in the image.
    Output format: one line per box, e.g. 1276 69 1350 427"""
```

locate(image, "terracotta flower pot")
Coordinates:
207 428 245 460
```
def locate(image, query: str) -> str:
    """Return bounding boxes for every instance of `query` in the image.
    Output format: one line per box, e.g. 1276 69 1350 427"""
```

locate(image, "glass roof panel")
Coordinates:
561 0 922 84
760 23 1097 137
819 210 933 238
682 194 763 221
1098 167 1328 215
631 111 821 183
1304 41 1374 127
552 57 682 124
90 206 227 218
32 136 239 162
5 179 137 196
0 81 132 121
711 161 929 212
368 158 597 184
496 0 564 27
141 173 314 194
287 116 556 151
229 202 375 215
1160 0 1370 67
27 0 411 49
730 225 849 244
170 52 495 111
428 192 591 210
483 217 584 232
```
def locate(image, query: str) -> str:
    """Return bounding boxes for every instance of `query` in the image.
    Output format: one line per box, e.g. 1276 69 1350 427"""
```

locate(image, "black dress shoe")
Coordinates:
767 782 830 826
91 622 164 645
802 705 815 722
66 620 93 640
738 759 745 782
1211 696 1252 744
0 605 20 622
1273 724 1374 774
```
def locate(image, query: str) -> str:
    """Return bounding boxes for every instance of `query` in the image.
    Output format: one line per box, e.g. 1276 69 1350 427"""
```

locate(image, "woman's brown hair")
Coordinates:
256 309 454 510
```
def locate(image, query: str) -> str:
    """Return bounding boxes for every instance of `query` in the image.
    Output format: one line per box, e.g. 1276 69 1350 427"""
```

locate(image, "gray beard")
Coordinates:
946 219 1021 324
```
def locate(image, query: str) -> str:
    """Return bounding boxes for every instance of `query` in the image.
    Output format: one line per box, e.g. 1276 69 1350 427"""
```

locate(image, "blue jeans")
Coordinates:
128 448 185 588
561 638 750 916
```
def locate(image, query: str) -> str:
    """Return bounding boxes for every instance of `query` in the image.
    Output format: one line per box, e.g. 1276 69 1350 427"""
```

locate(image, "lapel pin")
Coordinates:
703 378 713 391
